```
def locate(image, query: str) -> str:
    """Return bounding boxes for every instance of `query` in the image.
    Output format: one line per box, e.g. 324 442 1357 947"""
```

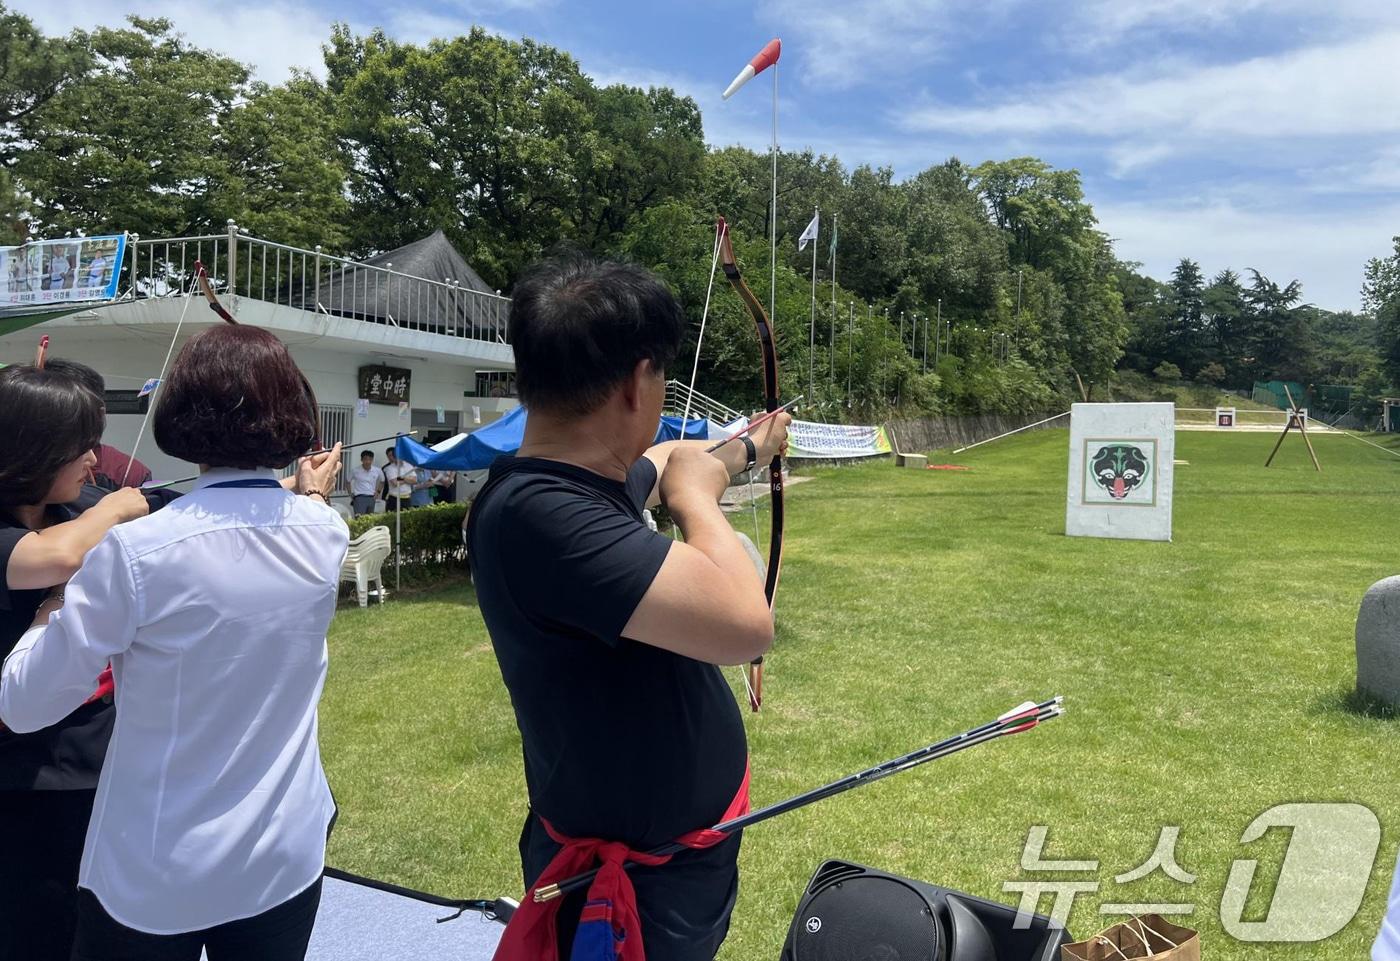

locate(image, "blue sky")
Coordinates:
24 0 1400 310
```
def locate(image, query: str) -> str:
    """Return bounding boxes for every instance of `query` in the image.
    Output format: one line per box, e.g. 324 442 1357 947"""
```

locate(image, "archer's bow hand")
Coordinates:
749 411 792 464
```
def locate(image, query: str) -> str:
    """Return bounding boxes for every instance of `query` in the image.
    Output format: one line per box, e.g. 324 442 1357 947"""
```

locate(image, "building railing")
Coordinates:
664 380 741 424
124 222 511 345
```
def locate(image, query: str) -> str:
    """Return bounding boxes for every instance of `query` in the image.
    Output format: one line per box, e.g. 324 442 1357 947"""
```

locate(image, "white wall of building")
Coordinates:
0 333 518 488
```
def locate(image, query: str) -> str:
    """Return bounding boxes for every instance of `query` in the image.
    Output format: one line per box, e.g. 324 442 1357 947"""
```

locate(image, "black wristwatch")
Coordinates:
739 434 757 473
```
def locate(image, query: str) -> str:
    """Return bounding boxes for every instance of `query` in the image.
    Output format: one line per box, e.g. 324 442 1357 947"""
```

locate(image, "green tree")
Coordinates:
1166 258 1206 374
1202 269 1246 384
0 3 91 239
210 76 349 251
1243 269 1311 382
1363 237 1400 389
14 18 246 237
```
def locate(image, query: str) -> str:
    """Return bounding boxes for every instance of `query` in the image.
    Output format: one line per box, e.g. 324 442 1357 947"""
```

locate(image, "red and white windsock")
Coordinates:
723 38 782 99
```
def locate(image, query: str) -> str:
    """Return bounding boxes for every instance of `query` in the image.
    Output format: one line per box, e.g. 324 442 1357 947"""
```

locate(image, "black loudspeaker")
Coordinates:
780 860 1071 961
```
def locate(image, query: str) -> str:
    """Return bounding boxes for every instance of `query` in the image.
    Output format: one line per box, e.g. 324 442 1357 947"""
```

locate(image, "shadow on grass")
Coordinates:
1315 685 1400 721
336 571 477 611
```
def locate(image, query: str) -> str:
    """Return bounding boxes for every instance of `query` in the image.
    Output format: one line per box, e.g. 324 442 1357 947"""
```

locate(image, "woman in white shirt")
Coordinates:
0 324 347 961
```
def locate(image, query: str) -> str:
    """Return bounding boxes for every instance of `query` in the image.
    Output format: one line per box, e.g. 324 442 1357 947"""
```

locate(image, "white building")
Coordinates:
0 227 518 493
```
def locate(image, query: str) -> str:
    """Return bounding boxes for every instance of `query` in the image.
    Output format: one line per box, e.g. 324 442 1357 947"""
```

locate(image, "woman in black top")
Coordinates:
0 363 150 961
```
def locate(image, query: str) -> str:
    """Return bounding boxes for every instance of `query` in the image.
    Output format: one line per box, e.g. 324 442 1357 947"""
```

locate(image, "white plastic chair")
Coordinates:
340 526 392 608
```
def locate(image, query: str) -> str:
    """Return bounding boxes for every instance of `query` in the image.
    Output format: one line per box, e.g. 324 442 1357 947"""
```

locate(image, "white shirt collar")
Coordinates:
190 467 281 492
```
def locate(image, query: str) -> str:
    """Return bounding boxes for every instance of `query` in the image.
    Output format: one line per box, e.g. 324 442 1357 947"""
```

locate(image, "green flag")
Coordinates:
828 218 838 265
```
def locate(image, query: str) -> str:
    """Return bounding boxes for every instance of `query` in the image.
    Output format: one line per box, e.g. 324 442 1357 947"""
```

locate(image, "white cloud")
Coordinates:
15 0 333 81
1063 0 1400 47
903 31 1400 142
758 0 1013 91
12 0 547 82
1097 198 1400 312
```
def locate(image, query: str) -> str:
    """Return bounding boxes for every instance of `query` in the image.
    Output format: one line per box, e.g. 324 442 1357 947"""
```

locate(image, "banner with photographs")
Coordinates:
0 234 127 309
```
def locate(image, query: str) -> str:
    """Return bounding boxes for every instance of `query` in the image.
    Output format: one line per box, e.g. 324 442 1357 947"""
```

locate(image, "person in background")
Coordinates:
47 250 71 291
433 468 457 504
1 323 345 961
0 362 154 961
382 447 414 513
44 360 152 490
409 460 434 509
85 253 109 289
349 450 382 516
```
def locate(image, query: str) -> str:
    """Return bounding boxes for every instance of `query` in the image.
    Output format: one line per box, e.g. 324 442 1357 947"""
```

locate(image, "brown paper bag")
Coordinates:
1060 915 1200 961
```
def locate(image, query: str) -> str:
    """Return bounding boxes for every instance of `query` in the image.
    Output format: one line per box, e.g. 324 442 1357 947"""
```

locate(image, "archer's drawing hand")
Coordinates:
660 447 732 512
750 411 792 463
96 487 151 525
297 443 343 497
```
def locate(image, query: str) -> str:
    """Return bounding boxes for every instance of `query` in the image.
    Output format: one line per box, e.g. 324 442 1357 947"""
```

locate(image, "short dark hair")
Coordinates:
509 252 684 415
45 358 105 401
385 447 395 457
360 450 374 460
0 365 104 507
154 326 319 469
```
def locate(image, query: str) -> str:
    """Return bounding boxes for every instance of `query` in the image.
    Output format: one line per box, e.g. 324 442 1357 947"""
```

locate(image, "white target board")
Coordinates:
1066 403 1174 542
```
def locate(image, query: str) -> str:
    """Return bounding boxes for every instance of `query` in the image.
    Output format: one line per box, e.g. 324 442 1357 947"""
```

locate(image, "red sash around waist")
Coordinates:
491 760 751 961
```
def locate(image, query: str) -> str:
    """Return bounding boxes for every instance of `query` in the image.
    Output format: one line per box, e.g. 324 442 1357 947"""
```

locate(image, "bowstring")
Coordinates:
678 222 758 709
679 222 724 430
119 268 201 486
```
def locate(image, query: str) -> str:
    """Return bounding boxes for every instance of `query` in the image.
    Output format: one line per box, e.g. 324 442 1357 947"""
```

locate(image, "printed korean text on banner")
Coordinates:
785 420 893 459
0 234 127 308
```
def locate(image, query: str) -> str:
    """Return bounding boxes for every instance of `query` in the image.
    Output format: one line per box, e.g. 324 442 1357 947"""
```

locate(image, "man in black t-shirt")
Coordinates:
468 253 789 961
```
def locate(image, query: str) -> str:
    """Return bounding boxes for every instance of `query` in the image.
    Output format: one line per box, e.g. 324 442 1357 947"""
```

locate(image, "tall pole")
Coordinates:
937 298 943 362
922 313 928 372
809 205 818 404
829 299 836 388
829 213 838 399
881 307 889 404
1016 269 1023 322
770 63 778 336
847 301 854 402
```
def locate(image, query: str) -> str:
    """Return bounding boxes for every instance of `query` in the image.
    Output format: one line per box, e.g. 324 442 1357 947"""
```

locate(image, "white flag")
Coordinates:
798 212 820 251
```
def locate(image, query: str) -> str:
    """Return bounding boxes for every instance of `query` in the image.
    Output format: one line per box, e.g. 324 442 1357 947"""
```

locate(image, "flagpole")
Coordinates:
770 61 778 340
829 214 838 403
809 206 818 405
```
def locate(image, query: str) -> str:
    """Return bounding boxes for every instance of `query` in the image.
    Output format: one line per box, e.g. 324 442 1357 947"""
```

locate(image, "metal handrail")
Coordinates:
664 380 741 424
125 224 511 345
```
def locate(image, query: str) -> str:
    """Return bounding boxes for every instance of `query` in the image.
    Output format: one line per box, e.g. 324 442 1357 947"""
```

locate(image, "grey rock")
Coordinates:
1357 576 1400 706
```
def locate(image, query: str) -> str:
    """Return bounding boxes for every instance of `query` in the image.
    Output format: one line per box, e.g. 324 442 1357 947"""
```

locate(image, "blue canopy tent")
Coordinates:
654 415 708 442
393 407 707 468
394 405 528 470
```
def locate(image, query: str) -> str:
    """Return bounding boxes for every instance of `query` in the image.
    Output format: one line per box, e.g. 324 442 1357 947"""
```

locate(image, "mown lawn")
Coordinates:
320 426 1400 959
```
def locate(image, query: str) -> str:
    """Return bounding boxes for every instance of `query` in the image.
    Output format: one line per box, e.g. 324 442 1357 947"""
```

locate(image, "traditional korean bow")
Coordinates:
715 217 783 711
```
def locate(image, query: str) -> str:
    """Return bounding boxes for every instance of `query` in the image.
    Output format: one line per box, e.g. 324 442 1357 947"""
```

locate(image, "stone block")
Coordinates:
1357 576 1400 707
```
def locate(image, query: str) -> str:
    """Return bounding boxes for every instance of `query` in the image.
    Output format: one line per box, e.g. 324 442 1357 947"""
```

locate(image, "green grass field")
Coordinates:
320 426 1400 959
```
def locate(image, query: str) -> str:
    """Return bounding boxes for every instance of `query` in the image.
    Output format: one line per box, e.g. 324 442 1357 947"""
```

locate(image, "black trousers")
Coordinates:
0 788 95 961
71 877 323 961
